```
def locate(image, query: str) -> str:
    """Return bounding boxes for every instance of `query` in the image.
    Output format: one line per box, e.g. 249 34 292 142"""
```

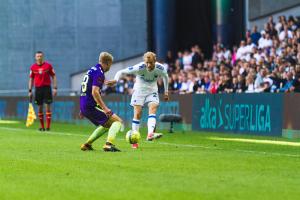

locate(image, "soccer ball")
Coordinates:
126 130 141 144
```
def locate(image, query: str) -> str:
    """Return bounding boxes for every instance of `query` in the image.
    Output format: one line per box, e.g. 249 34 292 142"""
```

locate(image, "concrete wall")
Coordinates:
0 0 147 91
247 6 300 30
247 0 300 30
248 0 300 20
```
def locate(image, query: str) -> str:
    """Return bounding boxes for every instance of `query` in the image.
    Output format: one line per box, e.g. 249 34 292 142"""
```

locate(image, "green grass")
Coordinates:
1 120 300 200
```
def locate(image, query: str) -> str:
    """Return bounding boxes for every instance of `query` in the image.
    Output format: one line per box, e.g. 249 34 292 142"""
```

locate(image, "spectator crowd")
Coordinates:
111 15 300 95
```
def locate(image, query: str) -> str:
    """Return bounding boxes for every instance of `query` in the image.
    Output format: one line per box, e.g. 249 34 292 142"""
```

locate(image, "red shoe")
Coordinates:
147 133 163 141
132 143 139 149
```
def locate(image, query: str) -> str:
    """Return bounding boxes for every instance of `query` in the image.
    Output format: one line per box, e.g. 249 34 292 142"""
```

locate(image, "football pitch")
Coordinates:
1 121 300 200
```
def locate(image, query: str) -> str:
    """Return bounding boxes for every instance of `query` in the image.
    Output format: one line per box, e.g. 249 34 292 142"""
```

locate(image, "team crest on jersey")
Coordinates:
139 65 145 69
39 69 43 74
156 65 164 70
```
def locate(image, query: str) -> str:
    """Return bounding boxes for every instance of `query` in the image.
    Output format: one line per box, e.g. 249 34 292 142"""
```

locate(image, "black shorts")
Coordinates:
34 86 53 105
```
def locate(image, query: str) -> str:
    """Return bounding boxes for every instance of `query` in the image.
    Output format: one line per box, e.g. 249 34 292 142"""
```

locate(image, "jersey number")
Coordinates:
81 75 89 93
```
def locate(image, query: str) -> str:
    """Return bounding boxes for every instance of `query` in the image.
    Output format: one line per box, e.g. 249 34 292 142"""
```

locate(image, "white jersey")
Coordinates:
114 62 169 94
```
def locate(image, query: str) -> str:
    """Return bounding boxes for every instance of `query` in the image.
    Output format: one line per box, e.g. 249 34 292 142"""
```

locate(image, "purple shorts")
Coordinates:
81 106 109 126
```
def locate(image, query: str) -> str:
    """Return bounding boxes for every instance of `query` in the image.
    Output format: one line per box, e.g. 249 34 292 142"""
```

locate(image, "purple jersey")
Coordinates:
80 64 105 109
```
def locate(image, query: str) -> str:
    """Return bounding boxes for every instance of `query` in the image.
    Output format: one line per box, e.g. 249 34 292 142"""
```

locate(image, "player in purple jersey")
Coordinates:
79 52 123 152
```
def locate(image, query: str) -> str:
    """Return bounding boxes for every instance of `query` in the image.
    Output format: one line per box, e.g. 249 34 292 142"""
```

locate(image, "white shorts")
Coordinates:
130 91 159 107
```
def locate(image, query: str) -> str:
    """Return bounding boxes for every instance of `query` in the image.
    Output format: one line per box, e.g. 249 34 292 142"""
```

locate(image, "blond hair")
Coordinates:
143 51 156 62
99 52 113 64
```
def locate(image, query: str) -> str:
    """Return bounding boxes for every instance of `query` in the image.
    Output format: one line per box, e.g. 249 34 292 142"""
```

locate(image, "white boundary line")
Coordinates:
209 137 300 147
0 126 299 158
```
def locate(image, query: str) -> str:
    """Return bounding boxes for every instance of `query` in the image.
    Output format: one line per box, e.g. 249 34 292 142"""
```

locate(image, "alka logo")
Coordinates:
199 98 271 132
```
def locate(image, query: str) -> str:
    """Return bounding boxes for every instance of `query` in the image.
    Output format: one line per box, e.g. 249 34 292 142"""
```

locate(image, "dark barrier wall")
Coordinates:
192 94 284 136
283 93 300 130
1 94 300 138
282 93 300 138
0 95 193 128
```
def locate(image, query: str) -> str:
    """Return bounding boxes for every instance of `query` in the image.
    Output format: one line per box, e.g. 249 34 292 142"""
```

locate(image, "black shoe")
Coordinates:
39 128 45 131
80 143 94 151
46 128 50 131
103 143 121 152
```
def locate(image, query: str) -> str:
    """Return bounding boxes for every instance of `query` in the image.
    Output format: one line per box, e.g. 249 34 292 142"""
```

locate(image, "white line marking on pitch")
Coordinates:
0 126 299 158
208 137 300 147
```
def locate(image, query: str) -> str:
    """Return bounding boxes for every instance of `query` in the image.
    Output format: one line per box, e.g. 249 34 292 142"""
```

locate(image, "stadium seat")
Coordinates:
159 114 183 133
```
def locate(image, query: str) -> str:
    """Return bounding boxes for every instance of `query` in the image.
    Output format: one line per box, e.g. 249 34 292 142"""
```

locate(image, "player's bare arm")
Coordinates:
105 68 125 87
91 85 112 117
162 67 169 101
162 74 169 101
164 91 169 101
105 79 117 87
52 75 57 96
106 65 140 87
28 77 33 99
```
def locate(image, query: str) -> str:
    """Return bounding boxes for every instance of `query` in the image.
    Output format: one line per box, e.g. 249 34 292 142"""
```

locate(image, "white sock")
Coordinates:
148 114 156 135
132 119 140 131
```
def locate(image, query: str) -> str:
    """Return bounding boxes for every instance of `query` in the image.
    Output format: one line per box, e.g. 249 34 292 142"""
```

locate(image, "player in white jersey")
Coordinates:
105 52 169 148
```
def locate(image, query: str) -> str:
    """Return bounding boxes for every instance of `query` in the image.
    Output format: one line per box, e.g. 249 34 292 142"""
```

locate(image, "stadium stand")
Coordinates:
111 15 300 95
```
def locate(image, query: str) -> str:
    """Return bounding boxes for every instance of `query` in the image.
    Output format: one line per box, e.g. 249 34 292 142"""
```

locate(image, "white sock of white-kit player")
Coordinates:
147 114 156 135
132 119 140 132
